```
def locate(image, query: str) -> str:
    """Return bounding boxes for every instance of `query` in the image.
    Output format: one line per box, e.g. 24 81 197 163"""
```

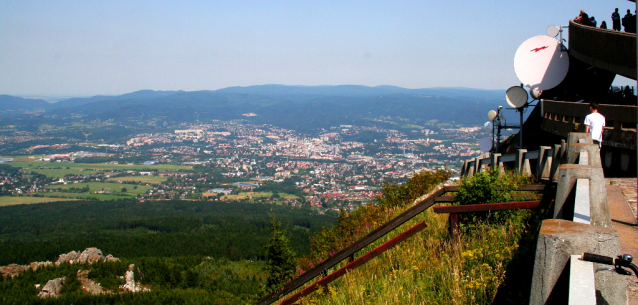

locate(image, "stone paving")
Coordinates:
606 178 638 305
608 178 637 220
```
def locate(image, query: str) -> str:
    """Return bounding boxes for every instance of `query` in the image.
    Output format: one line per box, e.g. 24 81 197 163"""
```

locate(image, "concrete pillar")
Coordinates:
621 151 630 172
567 132 593 146
537 146 552 180
466 159 475 178
530 219 625 305
515 149 528 174
551 141 567 182
566 143 602 167
479 153 490 173
490 153 503 174
604 150 613 169
554 164 611 228
473 156 481 176
460 160 468 177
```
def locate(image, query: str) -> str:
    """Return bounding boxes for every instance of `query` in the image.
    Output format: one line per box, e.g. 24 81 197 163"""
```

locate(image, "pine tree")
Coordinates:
264 212 296 292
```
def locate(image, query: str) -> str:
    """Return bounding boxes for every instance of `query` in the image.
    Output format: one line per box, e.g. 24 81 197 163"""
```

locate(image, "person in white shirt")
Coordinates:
584 102 605 148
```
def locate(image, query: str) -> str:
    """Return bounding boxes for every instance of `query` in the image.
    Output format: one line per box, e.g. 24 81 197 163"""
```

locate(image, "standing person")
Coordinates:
584 102 605 148
612 8 621 31
623 9 634 32
575 10 593 26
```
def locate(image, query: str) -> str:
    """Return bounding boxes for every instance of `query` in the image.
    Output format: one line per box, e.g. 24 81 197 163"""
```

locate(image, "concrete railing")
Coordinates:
568 255 596 305
541 100 637 151
568 20 636 79
460 141 569 181
573 150 591 224
540 99 637 176
528 133 624 304
460 133 625 304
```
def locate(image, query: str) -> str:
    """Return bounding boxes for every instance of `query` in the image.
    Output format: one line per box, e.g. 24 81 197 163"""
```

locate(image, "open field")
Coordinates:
0 196 78 206
45 181 152 195
6 161 193 179
223 191 299 200
9 161 192 171
35 192 135 201
107 175 167 184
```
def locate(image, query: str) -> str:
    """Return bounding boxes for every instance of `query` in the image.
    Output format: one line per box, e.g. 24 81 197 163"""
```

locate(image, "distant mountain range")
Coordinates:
0 85 506 134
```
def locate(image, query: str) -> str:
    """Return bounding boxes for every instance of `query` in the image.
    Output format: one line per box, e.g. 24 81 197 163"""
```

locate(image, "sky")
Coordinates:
1 0 637 97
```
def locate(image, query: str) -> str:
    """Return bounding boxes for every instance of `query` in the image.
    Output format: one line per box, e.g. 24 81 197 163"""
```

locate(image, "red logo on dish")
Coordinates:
530 46 548 53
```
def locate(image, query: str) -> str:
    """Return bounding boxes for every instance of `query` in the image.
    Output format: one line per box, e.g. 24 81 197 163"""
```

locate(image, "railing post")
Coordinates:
466 159 475 178
537 146 552 180
553 164 611 228
515 149 528 174
473 156 481 176
551 142 565 182
529 219 625 305
460 160 468 177
491 153 503 174
449 213 459 240
566 143 601 167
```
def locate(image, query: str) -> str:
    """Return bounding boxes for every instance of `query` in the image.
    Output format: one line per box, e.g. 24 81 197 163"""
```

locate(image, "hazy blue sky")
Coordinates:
1 0 636 96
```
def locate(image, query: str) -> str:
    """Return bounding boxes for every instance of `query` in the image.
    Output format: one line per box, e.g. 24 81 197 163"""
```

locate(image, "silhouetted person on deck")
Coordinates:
600 20 607 29
622 9 635 32
575 10 589 25
590 16 597 27
612 8 621 31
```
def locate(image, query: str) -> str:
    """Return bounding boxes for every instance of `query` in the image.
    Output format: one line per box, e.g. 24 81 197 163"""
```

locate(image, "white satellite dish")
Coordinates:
479 137 492 152
506 86 528 108
483 121 493 132
530 87 542 100
546 25 560 37
514 35 569 91
487 110 498 121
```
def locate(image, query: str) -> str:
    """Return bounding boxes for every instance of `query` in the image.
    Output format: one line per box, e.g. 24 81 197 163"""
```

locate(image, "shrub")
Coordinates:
454 169 536 224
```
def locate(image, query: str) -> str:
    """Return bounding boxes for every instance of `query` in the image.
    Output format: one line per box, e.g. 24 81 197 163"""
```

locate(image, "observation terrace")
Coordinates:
535 20 636 176
568 20 635 79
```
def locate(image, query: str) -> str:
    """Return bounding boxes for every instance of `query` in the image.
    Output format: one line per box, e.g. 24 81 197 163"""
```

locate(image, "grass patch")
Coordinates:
223 192 299 201
7 161 193 179
45 182 152 196
106 175 167 184
0 196 78 206
288 169 543 304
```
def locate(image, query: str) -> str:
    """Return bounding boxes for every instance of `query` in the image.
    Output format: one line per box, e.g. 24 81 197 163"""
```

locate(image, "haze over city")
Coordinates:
2 0 635 97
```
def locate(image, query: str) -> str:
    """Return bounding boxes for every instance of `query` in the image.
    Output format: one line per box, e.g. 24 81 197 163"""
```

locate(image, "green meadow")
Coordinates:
0 196 78 206
6 161 193 179
106 175 167 184
222 191 299 201
45 181 153 196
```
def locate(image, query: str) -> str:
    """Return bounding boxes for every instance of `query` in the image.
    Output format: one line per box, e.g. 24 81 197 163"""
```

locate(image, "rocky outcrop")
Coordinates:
1 261 53 278
119 264 149 293
120 264 139 292
1 248 118 278
37 277 65 298
55 248 119 266
77 269 107 295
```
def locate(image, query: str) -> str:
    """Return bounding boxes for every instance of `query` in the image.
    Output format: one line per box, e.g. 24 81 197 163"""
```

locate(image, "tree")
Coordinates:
264 212 296 293
121 187 127 193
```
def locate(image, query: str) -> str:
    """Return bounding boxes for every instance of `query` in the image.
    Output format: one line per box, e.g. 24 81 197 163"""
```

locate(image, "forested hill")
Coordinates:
0 86 505 134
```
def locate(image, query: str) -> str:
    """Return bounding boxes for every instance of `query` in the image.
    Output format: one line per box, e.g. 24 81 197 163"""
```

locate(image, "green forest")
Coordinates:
0 199 335 304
